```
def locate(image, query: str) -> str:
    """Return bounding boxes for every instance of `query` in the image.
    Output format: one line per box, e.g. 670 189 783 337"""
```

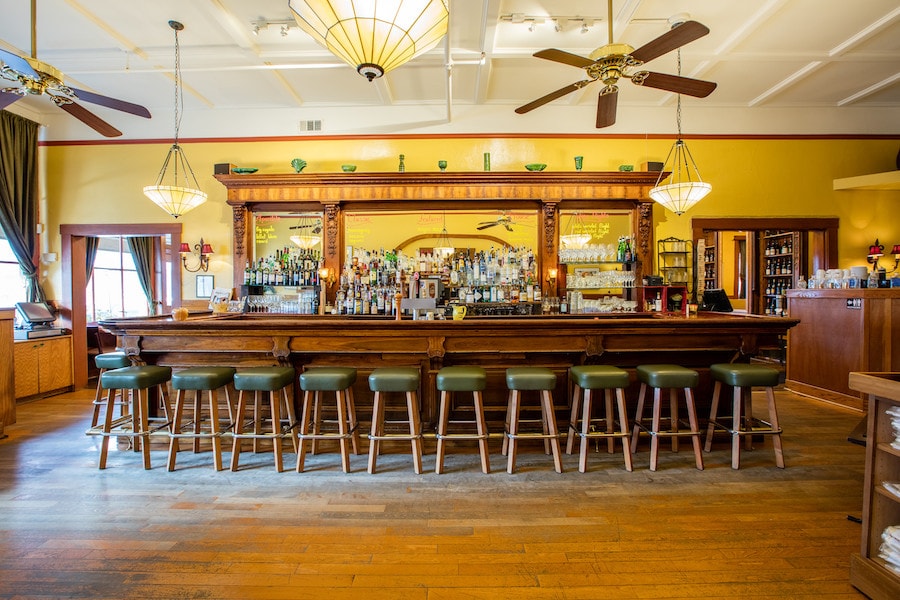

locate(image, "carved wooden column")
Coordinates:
541 200 559 297
231 204 252 290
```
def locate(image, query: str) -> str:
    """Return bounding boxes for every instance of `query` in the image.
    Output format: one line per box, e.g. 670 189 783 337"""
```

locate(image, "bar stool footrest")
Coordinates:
436 432 489 441
709 417 782 436
505 431 562 440
634 419 701 438
368 433 423 441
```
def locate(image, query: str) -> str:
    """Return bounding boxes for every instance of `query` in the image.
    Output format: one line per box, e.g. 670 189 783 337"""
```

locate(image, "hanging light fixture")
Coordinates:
560 212 592 250
143 20 207 219
433 212 455 257
288 0 450 81
649 35 711 215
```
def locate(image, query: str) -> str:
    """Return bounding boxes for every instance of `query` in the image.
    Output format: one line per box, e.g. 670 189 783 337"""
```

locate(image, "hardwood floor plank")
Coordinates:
0 387 867 598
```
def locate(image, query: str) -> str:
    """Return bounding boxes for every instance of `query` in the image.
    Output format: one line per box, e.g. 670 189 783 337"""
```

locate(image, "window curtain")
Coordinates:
126 236 157 315
0 111 45 302
85 236 99 281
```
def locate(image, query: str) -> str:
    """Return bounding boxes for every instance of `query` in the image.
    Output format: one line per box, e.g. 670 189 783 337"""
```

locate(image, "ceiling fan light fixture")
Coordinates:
288 0 449 80
143 20 206 219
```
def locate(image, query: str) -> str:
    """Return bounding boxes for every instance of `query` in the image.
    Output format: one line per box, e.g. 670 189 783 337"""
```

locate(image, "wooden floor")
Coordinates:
0 385 868 599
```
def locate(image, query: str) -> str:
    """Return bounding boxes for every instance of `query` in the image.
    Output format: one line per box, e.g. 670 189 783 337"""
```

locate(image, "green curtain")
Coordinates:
126 236 157 315
85 236 99 281
0 111 45 302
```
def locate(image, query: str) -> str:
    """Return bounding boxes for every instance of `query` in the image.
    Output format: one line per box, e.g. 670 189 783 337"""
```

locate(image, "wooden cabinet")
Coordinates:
849 372 900 600
759 230 807 316
14 335 74 399
0 309 14 427
657 237 692 291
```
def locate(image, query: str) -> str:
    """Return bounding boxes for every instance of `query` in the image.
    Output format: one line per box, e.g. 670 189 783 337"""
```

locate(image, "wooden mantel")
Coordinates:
214 170 663 299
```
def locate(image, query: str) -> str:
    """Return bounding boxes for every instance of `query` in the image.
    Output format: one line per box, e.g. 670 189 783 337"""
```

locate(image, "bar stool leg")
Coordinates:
435 390 451 474
167 389 186 471
98 387 117 469
732 385 742 469
631 383 648 454
137 387 151 470
605 390 616 454
766 386 785 468
541 389 563 473
310 390 322 455
506 389 521 474
283 384 299 454
474 390 490 474
208 388 223 471
230 390 248 471
684 387 704 470
670 388 680 453
407 391 423 475
346 388 361 455
336 389 351 473
566 383 582 455
367 391 386 474
743 388 753 452
578 388 593 473
704 381 723 452
615 388 633 472
269 390 284 473
650 387 662 472
296 389 314 472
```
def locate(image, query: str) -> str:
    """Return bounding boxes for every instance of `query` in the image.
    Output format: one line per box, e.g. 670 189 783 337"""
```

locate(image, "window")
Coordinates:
0 228 26 306
86 236 149 321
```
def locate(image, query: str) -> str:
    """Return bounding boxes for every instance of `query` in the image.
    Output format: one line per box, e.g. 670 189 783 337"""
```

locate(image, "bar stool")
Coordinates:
296 366 360 473
435 366 490 474
230 366 298 472
166 366 236 471
93 365 172 470
565 365 633 473
367 367 423 474
704 363 785 469
630 364 703 471
503 367 563 474
90 351 131 427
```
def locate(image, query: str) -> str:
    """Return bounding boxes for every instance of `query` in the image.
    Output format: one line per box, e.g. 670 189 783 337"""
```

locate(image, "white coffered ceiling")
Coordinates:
1 0 898 140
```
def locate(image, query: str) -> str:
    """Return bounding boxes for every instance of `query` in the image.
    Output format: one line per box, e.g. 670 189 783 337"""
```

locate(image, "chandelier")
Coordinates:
560 212 592 249
288 0 450 81
649 44 711 215
143 21 207 219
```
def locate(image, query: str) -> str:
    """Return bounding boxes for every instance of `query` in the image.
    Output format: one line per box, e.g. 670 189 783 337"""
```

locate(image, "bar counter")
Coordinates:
101 311 798 428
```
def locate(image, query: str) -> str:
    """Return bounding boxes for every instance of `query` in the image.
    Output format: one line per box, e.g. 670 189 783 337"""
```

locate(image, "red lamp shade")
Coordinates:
200 243 213 255
179 243 191 253
892 244 900 255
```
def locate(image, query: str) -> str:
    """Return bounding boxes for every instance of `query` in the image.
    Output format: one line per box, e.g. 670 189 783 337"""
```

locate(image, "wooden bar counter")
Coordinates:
786 288 900 411
102 311 797 430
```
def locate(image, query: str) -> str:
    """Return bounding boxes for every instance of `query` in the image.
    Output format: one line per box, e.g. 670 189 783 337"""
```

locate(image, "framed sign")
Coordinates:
196 274 214 298
208 287 232 309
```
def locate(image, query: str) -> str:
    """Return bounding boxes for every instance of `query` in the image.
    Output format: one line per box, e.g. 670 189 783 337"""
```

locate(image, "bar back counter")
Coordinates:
101 311 796 429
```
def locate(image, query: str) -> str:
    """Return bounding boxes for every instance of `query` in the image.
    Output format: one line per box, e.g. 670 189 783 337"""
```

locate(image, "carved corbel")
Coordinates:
324 204 340 260
122 335 145 365
740 333 759 356
542 201 558 257
232 205 246 257
585 335 605 357
272 336 291 363
427 336 446 359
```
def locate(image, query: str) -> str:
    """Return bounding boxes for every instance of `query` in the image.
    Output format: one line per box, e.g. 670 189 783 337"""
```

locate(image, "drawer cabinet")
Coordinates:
14 335 74 399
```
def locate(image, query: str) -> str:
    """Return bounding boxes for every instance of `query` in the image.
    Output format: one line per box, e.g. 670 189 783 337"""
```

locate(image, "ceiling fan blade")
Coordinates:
634 72 717 98
57 101 123 137
533 49 596 69
477 222 498 230
0 48 39 80
515 80 593 114
629 20 710 64
0 90 23 110
596 87 618 128
503 223 513 232
69 87 151 119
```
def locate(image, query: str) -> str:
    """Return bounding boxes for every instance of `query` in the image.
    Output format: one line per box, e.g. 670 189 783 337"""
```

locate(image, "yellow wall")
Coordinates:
41 136 899 301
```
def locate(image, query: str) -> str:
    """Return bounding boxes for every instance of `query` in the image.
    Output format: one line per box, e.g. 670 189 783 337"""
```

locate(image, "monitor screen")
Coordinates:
700 289 733 312
15 302 56 325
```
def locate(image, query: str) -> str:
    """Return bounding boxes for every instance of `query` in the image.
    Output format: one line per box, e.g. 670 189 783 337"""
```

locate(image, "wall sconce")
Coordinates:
867 239 884 271
891 244 900 272
318 266 336 287
180 238 212 272
546 267 558 287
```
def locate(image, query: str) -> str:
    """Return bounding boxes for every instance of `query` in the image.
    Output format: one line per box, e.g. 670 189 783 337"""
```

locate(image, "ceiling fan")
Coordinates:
0 0 151 137
477 213 515 232
515 0 717 128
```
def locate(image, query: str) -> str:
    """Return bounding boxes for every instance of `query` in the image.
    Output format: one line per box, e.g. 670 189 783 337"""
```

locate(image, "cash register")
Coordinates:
13 301 67 340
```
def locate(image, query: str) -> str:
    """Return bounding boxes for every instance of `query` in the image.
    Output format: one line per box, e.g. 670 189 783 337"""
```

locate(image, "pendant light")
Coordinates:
433 212 454 257
288 0 450 81
143 20 207 219
560 212 592 249
649 36 711 215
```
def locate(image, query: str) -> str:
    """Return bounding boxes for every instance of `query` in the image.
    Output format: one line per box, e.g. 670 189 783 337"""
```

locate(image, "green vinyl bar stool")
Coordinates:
503 367 563 474
565 365 633 473
434 366 490 474
704 363 785 469
230 366 298 473
166 366 236 471
367 367 423 475
90 351 131 428
92 365 172 470
630 364 703 472
296 367 360 473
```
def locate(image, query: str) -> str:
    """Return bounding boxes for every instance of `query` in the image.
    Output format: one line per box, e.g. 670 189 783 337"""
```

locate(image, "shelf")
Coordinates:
877 442 900 460
876 484 900 505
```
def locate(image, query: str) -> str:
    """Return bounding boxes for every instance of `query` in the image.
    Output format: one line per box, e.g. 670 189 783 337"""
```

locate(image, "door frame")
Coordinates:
60 223 182 389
